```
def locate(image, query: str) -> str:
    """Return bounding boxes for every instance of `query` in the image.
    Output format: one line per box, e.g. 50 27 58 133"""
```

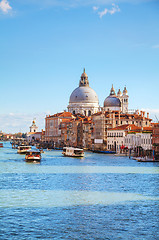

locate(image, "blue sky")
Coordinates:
0 0 159 133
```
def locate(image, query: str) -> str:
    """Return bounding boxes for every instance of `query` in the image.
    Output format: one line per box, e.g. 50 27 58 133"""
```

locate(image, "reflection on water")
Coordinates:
0 189 158 208
1 162 159 174
0 142 159 239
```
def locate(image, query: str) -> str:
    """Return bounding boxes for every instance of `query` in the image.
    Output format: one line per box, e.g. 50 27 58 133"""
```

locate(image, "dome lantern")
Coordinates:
79 68 89 87
110 84 116 96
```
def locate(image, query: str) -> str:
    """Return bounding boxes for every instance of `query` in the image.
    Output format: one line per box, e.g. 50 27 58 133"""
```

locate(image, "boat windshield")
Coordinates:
26 151 40 156
74 150 83 154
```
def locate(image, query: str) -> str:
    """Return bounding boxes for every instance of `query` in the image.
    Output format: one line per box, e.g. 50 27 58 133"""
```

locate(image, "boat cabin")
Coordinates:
17 146 31 154
25 150 41 162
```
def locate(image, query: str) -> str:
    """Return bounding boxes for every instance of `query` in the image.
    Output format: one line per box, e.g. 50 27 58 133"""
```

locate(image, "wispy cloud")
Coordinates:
152 44 159 49
0 0 12 13
93 3 120 18
93 6 99 11
0 112 46 133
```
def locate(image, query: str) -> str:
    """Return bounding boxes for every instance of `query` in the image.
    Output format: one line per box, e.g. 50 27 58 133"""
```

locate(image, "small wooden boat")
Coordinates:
0 143 3 148
17 146 31 154
137 158 159 162
62 147 84 157
25 150 41 162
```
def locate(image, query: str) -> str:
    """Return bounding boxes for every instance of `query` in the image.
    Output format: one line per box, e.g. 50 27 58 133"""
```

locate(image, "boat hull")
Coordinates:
25 156 41 162
62 153 84 157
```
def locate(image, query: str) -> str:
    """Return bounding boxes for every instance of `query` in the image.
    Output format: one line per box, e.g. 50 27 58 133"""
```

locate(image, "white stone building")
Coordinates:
107 125 128 152
125 131 152 150
30 120 38 133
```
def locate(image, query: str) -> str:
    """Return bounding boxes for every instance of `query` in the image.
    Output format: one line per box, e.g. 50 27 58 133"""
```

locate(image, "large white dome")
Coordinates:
68 69 99 116
69 86 99 104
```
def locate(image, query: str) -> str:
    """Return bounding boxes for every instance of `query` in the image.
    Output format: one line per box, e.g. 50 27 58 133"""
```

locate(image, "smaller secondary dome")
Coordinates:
104 85 121 108
104 96 121 107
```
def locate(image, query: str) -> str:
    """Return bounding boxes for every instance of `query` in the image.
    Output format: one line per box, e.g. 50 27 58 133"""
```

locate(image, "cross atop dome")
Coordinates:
79 68 89 87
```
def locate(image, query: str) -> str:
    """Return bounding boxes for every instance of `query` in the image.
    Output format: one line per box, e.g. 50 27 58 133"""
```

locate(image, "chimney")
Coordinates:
140 110 143 117
147 112 149 119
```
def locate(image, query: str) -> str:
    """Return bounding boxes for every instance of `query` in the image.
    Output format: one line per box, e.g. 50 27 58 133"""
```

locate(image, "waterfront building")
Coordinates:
124 126 152 151
82 118 92 150
66 114 91 149
67 69 99 116
27 120 42 142
45 112 73 146
107 124 135 152
59 118 72 146
27 132 42 142
91 110 152 151
152 123 159 159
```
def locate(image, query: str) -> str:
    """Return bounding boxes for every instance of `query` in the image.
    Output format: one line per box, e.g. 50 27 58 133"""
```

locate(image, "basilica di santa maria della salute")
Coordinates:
67 69 129 116
44 68 152 152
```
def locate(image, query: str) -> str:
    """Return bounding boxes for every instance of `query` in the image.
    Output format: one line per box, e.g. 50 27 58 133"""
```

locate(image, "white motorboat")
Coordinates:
25 150 41 162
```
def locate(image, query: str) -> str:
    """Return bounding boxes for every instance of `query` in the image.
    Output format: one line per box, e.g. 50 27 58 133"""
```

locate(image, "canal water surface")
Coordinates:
0 142 159 239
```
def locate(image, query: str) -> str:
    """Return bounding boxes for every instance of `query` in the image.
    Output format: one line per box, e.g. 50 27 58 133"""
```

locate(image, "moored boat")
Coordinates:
0 143 3 148
62 147 84 157
25 150 41 162
17 146 31 154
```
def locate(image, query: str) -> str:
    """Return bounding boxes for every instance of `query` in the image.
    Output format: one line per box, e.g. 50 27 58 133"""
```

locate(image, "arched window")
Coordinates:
84 110 86 116
73 110 75 114
88 110 91 116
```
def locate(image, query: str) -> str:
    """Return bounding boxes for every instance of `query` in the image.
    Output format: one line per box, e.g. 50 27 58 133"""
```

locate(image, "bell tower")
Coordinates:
30 120 38 133
121 87 129 113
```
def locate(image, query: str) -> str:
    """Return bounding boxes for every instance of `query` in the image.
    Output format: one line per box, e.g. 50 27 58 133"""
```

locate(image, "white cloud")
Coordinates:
0 0 12 13
109 3 120 15
97 3 120 18
98 8 108 18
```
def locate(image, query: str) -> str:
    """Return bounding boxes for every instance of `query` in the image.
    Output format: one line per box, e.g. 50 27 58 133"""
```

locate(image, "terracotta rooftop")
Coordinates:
46 112 73 119
108 124 140 131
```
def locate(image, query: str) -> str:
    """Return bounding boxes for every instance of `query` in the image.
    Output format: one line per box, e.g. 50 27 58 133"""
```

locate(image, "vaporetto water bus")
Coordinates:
17 146 31 154
62 147 84 157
